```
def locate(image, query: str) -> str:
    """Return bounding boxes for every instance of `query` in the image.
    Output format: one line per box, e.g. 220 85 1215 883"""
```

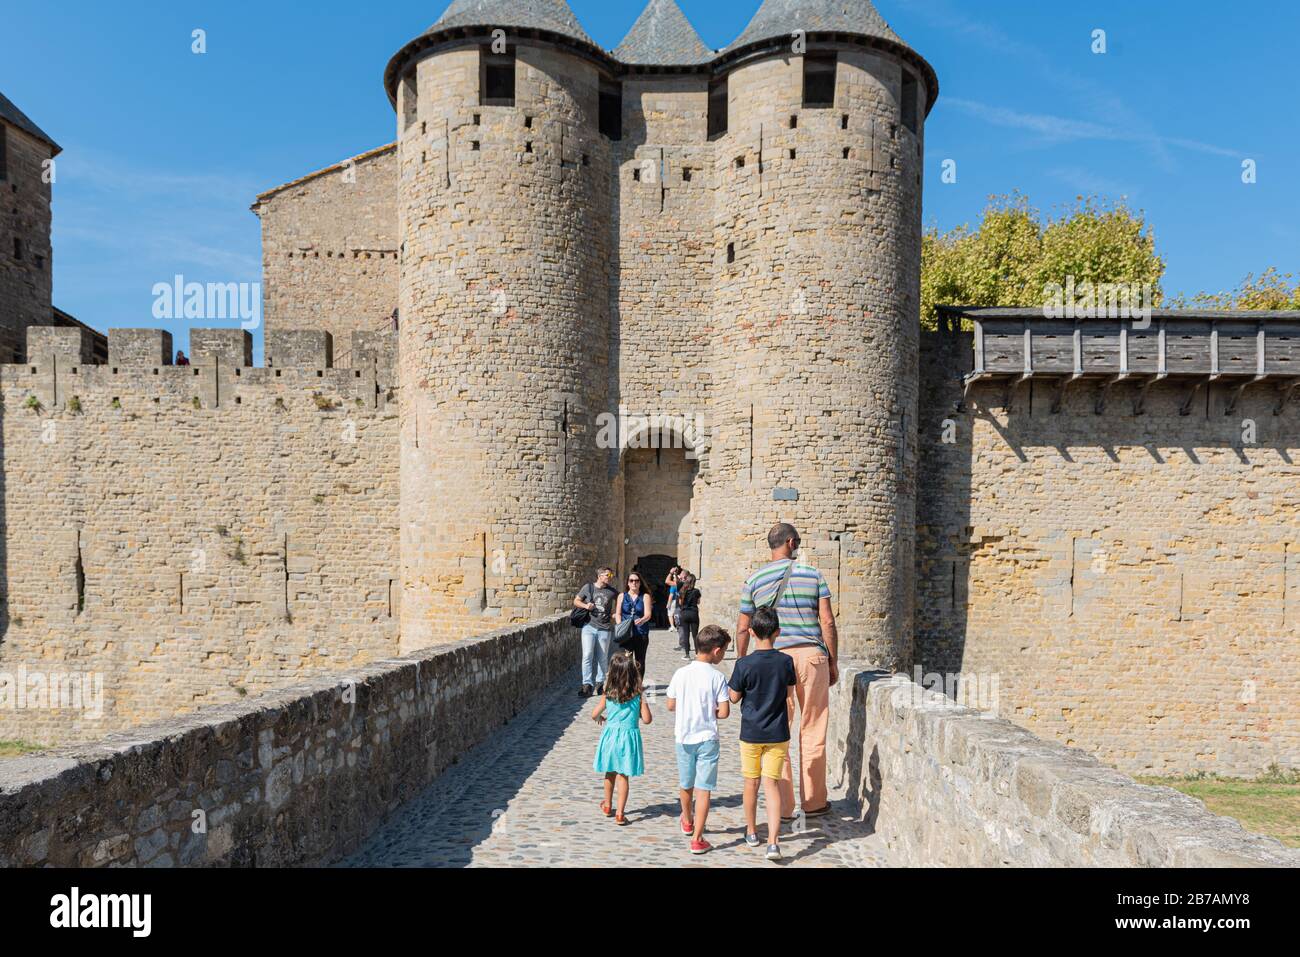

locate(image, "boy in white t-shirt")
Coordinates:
666 625 732 854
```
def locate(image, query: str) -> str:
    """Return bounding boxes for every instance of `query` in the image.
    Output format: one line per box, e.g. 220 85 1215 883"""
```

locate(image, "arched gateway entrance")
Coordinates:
619 439 698 630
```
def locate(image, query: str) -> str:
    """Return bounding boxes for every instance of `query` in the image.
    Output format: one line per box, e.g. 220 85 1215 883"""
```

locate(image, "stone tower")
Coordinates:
699 0 935 669
387 0 617 651
0 91 60 363
386 0 936 663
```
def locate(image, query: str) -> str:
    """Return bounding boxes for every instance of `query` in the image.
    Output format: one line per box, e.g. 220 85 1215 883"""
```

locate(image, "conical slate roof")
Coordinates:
732 0 906 50
426 0 595 46
0 90 60 154
615 0 713 66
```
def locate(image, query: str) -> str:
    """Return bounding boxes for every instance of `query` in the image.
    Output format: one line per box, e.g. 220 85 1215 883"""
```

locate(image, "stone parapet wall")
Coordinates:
827 667 1299 867
0 615 575 867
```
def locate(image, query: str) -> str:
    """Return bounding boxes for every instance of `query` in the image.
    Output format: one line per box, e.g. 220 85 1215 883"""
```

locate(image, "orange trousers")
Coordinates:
778 645 830 818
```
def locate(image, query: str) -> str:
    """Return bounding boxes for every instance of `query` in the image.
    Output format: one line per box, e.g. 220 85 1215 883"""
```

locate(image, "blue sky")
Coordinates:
2 1 1297 359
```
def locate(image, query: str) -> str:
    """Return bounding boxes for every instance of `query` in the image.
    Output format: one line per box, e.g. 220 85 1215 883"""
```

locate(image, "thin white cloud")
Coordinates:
943 97 1240 159
902 0 1246 168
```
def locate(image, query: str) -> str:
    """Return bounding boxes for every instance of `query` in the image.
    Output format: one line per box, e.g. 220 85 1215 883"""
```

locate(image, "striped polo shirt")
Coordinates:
739 559 831 650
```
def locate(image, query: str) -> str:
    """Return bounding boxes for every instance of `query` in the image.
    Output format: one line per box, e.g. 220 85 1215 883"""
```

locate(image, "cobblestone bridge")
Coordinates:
342 632 890 868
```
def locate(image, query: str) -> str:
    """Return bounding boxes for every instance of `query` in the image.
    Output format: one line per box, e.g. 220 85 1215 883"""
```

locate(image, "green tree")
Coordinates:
1173 267 1300 310
921 194 1166 329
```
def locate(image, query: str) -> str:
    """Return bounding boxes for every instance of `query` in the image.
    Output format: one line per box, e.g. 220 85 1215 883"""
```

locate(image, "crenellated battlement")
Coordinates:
6 325 399 412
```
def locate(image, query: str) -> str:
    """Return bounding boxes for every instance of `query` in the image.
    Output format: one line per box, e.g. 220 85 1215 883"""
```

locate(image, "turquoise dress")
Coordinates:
593 695 645 777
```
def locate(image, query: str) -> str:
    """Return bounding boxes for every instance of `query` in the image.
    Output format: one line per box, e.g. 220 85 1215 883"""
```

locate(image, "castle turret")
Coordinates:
701 0 937 668
386 0 616 650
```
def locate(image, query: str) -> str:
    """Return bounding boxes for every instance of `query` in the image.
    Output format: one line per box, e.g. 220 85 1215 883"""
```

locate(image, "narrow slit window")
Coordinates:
803 53 838 109
0 126 7 181
401 72 418 131
901 69 919 134
481 47 516 107
599 79 623 140
708 76 728 139
727 242 736 264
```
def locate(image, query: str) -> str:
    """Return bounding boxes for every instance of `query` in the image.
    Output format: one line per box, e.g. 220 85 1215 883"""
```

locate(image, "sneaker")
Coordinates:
690 839 713 855
744 832 761 848
578 685 593 698
680 816 694 835
681 654 692 660
766 844 782 862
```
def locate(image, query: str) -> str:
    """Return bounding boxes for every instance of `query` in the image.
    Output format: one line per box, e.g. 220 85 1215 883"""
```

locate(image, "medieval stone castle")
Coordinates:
0 0 1295 781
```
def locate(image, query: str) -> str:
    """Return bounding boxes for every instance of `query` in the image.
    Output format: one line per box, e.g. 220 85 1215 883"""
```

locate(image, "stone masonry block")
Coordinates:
266 329 334 369
108 329 174 366
27 326 96 366
191 329 253 367
352 330 397 371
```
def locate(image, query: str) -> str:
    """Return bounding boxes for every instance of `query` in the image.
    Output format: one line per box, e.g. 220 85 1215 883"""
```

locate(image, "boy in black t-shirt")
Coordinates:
728 606 797 862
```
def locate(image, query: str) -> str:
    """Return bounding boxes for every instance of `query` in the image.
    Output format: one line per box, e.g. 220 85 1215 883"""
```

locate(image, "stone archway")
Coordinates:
620 444 698 630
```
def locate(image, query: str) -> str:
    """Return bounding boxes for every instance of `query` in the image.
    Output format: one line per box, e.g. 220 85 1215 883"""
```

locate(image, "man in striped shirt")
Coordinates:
736 523 840 820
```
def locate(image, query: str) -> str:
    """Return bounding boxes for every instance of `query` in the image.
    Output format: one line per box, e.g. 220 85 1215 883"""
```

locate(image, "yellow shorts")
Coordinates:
739 741 789 781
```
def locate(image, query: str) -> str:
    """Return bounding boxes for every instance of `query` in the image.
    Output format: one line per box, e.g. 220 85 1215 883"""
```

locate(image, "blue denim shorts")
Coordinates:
675 738 721 792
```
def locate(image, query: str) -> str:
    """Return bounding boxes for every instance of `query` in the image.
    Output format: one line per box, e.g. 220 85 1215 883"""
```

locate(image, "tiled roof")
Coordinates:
731 0 906 51
0 90 60 154
614 0 713 66
426 0 595 46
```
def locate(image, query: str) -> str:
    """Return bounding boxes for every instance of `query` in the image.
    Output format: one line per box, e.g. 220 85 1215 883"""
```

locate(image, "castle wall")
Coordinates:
253 145 398 363
0 125 54 363
397 44 615 650
702 49 925 667
609 75 715 589
916 331 1300 775
0 352 400 745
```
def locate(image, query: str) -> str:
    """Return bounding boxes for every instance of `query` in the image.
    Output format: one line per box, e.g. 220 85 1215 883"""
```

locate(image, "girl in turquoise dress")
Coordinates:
592 651 653 826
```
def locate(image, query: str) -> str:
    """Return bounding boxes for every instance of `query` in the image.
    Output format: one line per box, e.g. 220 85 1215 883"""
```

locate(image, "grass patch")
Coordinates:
1139 766 1300 848
0 740 44 758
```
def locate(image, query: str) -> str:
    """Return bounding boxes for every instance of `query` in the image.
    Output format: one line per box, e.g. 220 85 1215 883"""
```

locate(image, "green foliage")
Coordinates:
0 740 44 758
921 193 1166 329
67 396 82 414
110 397 122 410
1258 763 1300 786
23 395 42 413
1172 268 1300 311
192 396 202 410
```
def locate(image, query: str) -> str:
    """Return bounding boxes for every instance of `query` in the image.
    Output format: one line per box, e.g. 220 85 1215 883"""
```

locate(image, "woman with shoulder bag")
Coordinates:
613 571 654 678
